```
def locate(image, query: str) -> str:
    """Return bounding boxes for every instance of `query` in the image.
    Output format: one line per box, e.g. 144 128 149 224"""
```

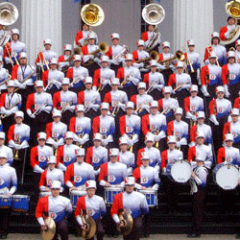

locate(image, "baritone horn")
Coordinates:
80 3 104 27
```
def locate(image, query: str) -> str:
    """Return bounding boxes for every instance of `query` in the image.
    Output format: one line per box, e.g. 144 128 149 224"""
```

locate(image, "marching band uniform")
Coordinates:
35 180 72 240
158 86 179 122
0 151 17 238
111 177 149 240
74 25 91 47
235 40 240 63
0 56 9 92
0 132 13 165
77 76 101 119
204 32 227 66
117 53 140 98
66 55 89 92
142 24 161 51
75 180 106 240
56 132 81 171
69 105 91 147
53 78 77 125
130 82 153 117
57 44 73 72
92 103 116 147
233 90 240 110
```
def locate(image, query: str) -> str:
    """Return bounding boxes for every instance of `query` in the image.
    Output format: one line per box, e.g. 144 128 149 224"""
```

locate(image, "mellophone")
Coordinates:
0 194 30 212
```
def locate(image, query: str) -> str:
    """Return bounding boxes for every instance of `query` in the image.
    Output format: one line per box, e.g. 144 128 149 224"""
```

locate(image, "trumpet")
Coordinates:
112 100 121 117
14 138 21 161
152 129 160 148
32 104 47 117
61 101 73 113
121 70 134 87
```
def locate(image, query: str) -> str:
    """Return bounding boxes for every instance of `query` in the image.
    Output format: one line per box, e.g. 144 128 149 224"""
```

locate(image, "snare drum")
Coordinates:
166 160 192 183
0 195 12 208
12 195 30 212
70 190 86 209
104 187 123 205
139 189 158 207
39 191 51 198
213 163 239 190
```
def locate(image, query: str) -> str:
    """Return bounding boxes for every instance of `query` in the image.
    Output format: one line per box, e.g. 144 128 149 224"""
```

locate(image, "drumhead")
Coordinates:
70 190 87 196
171 160 192 183
12 195 29 199
215 164 239 190
139 189 156 194
104 187 123 192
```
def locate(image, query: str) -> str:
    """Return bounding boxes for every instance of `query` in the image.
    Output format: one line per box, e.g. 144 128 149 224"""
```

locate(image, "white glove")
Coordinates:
152 184 159 191
139 62 144 68
154 131 166 142
176 141 181 148
201 86 210 97
223 85 230 98
179 138 187 145
189 141 196 147
20 140 29 149
162 167 167 175
0 107 6 114
209 114 219 126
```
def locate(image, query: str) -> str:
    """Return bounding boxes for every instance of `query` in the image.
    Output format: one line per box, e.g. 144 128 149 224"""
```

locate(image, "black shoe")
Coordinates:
187 233 201 238
236 234 240 239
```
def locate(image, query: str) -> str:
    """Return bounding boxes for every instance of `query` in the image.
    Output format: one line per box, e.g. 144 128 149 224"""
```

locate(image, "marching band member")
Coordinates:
168 60 192 106
26 80 53 138
8 111 30 179
66 54 89 92
0 151 17 239
188 132 213 170
0 56 9 93
111 176 149 240
119 101 141 152
143 59 164 100
86 133 108 175
235 40 240 63
184 85 204 124
158 86 179 122
77 76 101 119
46 109 67 155
65 148 95 192
223 108 240 149
42 58 64 94
106 33 125 72
93 55 115 100
233 90 240 110
132 40 150 72
142 100 167 151
53 77 77 125
167 107 189 158
133 152 160 238
75 23 93 47
188 153 208 238
0 80 22 132
39 156 64 194
184 40 201 85
200 52 222 98
92 103 115 148
0 132 13 165
161 136 184 213
57 44 73 72
203 32 226 66
137 133 161 171
130 82 153 116
142 24 160 51
69 104 91 147
221 50 240 99
189 111 212 147
117 53 140 98
56 131 81 171
35 39 57 73
35 180 72 240
75 180 106 240
209 86 232 150
104 77 128 117
4 28 26 67
119 136 135 175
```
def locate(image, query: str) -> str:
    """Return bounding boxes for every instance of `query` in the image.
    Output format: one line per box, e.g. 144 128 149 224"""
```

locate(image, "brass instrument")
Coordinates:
80 212 96 239
206 46 220 67
112 99 121 117
42 52 50 71
173 83 184 93
5 44 14 66
159 50 185 66
12 52 19 66
14 137 21 161
41 217 56 240
32 104 47 117
14 71 37 92
52 137 58 156
135 50 159 64
121 70 134 87
152 129 160 148
97 83 105 92
0 74 11 87
117 209 133 236
61 101 73 113
76 134 84 148
0 100 20 119
185 52 194 73
80 3 104 27
113 45 129 60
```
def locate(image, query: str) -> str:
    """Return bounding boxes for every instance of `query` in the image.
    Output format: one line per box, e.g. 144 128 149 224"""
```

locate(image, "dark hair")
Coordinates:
227 16 235 22
211 37 220 45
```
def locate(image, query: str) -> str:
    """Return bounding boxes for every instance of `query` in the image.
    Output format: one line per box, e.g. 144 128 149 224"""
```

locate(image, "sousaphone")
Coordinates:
117 209 133 236
41 217 56 240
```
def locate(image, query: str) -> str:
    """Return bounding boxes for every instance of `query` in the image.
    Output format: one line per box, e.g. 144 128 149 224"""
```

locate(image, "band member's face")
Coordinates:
232 115 239 122
94 140 101 147
74 61 81 67
87 188 96 198
0 158 7 166
196 161 204 167
163 47 170 54
142 159 149 167
191 91 198 97
20 58 27 65
83 24 89 31
150 107 158 115
101 109 108 116
36 86 43 93
51 189 60 197
126 108 133 115
110 156 118 163
209 58 216 64
164 93 170 98
66 138 73 145
112 38 119 45
151 66 157 72
12 34 19 41
0 139 4 146
217 92 224 99
48 163 56 170
228 18 236 25
125 185 134 193
15 117 23 124
148 25 154 32
77 156 84 163
225 140 233 147
126 60 132 67
197 118 204 124
138 46 144 51
7 87 14 93
101 62 108 68
237 45 240 51
188 46 195 52
228 57 235 64
76 111 84 117
196 137 204 145
111 84 118 91
175 114 182 121
85 83 92 90
88 39 95 45
64 50 71 56
44 44 51 50
62 85 69 91
120 144 128 152
168 143 176 150
212 38 219 45
38 139 46 146
138 88 145 95
176 67 183 74
50 64 57 70
53 116 61 122
146 141 153 148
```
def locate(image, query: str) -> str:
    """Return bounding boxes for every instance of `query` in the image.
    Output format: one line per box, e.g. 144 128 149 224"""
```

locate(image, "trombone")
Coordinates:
185 52 194 73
